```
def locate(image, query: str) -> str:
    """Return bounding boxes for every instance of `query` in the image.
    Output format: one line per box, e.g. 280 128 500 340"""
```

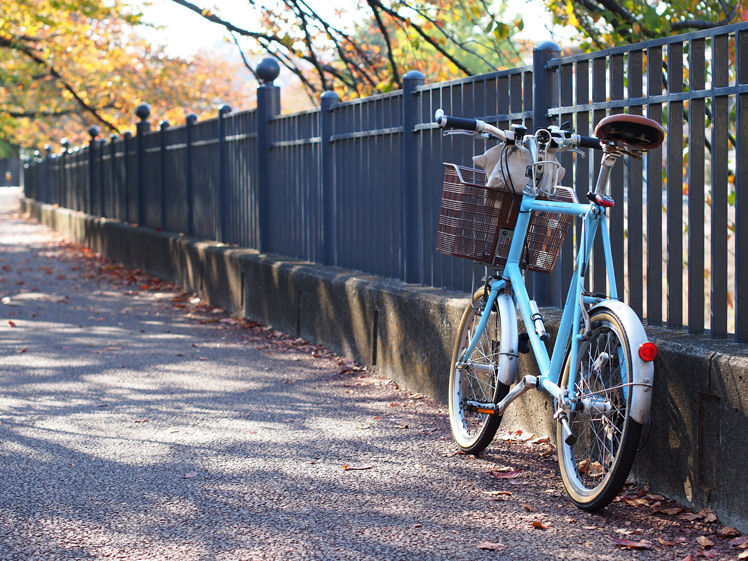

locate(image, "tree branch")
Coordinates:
228 31 260 83
366 0 401 87
0 35 120 132
366 0 473 76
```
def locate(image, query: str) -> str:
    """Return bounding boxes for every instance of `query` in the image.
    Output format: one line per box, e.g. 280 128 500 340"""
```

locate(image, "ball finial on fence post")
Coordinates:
135 103 151 122
256 57 280 85
88 126 100 140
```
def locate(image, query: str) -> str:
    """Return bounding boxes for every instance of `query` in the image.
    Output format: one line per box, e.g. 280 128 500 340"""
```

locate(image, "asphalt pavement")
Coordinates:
0 188 743 560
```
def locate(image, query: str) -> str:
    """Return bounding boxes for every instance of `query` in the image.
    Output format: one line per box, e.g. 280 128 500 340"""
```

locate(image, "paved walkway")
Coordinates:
0 188 741 560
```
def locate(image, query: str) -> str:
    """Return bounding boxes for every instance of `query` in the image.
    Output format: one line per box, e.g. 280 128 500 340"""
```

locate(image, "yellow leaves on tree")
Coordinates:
0 0 253 149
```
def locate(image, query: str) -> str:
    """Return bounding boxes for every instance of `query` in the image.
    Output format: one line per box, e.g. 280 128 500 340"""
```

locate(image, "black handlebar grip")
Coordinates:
578 135 602 150
438 114 478 131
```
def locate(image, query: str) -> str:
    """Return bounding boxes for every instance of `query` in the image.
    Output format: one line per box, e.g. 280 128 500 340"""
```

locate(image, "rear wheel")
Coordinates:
557 309 641 511
448 287 510 455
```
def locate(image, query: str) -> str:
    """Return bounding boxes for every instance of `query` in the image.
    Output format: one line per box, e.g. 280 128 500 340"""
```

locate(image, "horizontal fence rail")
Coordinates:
22 22 748 342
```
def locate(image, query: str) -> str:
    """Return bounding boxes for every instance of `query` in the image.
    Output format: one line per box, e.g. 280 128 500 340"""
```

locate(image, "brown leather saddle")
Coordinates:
593 114 665 150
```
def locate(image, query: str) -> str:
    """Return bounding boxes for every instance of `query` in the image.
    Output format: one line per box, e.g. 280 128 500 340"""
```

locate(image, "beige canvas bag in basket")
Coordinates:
472 143 565 197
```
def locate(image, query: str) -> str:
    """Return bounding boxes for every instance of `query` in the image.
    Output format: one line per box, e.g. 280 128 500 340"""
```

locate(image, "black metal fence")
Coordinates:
23 22 748 341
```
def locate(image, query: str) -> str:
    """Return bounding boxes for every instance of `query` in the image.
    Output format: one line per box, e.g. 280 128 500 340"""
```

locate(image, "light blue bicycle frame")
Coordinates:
457 190 618 408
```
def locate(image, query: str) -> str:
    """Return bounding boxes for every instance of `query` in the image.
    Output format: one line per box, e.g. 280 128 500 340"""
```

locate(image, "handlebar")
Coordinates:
435 109 506 141
575 135 602 150
434 108 601 150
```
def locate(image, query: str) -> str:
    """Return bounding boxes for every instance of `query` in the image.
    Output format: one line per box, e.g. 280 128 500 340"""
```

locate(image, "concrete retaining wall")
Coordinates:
21 198 747 532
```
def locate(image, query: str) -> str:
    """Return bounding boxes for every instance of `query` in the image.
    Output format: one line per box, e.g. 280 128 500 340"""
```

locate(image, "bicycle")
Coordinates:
434 108 665 511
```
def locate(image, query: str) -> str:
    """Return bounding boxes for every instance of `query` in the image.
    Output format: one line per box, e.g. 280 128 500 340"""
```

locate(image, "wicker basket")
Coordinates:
436 163 573 273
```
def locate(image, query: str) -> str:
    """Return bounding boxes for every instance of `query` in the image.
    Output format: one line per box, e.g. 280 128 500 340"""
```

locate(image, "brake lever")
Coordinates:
442 130 477 137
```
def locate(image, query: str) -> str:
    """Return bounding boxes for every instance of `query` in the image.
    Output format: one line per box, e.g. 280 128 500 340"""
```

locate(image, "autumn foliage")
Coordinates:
0 0 253 149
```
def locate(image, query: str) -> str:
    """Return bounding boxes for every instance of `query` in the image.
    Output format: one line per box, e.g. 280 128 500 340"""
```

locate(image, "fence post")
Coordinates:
109 134 118 219
88 126 100 215
159 120 170 230
217 105 232 242
185 114 197 236
532 40 561 307
255 57 281 253
135 103 151 225
61 139 69 209
43 144 52 204
184 114 198 236
320 90 339 266
98 138 106 217
122 132 132 223
401 70 425 284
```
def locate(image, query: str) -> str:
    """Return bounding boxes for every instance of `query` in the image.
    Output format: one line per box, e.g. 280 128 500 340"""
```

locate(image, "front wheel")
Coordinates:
448 287 510 455
557 308 642 511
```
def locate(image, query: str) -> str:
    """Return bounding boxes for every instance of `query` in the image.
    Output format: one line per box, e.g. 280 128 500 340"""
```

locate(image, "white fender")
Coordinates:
496 293 518 386
589 300 653 425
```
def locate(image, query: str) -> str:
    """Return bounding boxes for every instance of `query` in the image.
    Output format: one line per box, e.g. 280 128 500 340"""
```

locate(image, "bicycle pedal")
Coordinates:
518 332 530 354
464 400 497 415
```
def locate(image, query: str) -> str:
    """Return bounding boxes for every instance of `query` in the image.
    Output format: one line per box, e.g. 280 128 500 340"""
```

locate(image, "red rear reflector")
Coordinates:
638 342 657 362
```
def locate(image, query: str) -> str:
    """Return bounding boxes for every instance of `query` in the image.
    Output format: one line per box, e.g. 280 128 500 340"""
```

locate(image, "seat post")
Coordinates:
592 149 620 195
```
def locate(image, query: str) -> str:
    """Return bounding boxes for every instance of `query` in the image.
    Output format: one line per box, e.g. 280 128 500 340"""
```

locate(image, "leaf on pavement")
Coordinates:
611 537 653 550
476 542 505 551
530 520 549 529
7 320 16 327
718 526 740 538
696 536 714 548
625 497 649 507
521 504 537 512
730 536 747 548
489 469 521 479
659 507 684 515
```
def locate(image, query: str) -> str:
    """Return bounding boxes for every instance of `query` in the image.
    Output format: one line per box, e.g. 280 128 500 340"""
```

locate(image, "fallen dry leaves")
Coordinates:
611 537 653 550
476 542 505 551
696 536 714 548
342 464 374 471
489 469 521 479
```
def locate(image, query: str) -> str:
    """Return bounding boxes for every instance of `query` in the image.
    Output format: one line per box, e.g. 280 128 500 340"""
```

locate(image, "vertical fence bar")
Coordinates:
532 41 561 306
185 114 197 236
647 46 664 326
627 51 644 317
736 29 748 342
592 56 607 295
667 42 684 329
609 54 625 296
135 103 151 225
320 90 340 266
217 105 232 242
710 34 728 337
255 58 281 253
159 120 170 230
88 126 100 215
402 70 425 284
575 60 591 294
688 38 706 334
559 62 574 300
